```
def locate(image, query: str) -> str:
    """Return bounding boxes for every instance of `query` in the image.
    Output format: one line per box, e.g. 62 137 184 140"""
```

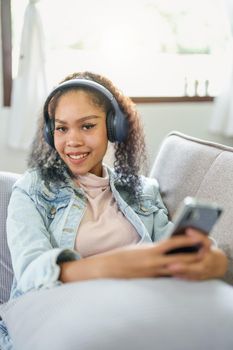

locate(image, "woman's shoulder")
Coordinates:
13 168 56 196
13 168 41 191
13 168 74 199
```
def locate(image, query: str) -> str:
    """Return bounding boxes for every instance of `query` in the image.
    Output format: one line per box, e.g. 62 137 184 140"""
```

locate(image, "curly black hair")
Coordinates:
28 71 148 200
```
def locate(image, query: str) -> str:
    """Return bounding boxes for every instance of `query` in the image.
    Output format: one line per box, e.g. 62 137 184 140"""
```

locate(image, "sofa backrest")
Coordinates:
0 172 20 303
150 131 233 285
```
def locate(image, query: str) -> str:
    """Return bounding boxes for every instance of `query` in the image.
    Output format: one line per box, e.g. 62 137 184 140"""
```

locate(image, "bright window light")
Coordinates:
11 0 232 96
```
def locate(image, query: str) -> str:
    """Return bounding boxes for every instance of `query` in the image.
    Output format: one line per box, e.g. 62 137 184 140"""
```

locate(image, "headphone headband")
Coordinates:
43 78 129 147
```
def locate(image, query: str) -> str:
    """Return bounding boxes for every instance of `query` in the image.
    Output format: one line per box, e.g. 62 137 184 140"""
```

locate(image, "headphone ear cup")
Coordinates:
44 117 55 148
106 110 116 142
106 110 129 143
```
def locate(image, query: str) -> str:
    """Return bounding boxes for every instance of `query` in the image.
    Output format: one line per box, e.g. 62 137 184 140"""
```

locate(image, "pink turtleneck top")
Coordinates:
75 167 140 257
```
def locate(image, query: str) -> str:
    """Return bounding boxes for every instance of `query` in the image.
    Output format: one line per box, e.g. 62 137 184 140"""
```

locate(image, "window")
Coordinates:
11 0 232 98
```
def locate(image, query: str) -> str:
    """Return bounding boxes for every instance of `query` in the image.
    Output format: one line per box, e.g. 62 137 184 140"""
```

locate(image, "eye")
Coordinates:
55 126 67 133
82 123 96 131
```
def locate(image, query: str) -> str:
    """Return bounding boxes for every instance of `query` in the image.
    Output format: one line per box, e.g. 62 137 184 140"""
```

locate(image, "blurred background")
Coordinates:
1 0 233 173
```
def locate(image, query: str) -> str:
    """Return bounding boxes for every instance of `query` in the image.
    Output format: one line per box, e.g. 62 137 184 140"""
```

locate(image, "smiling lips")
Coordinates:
67 152 89 161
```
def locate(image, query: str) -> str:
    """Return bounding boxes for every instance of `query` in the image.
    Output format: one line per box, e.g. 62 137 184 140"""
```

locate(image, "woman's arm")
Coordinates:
59 232 222 282
7 186 79 293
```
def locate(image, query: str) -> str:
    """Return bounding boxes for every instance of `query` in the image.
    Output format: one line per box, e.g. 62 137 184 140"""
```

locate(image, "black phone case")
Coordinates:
166 198 222 254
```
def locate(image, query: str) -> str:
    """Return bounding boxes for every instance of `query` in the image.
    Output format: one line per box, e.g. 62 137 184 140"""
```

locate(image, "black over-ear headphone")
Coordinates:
43 79 129 148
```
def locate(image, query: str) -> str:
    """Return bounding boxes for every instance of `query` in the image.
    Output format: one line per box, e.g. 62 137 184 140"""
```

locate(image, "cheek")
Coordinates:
54 135 64 154
88 135 108 153
97 125 108 150
101 120 108 140
88 123 108 148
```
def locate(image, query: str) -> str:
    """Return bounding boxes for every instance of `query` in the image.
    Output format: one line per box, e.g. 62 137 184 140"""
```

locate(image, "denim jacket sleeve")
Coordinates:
6 176 80 294
137 177 174 242
151 184 174 242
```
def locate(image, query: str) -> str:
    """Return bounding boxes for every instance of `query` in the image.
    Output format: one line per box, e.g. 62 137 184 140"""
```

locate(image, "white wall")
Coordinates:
0 107 28 173
138 102 233 167
1 101 233 174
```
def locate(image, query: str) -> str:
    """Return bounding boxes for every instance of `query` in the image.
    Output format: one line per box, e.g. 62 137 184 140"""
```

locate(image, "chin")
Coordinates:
69 167 87 176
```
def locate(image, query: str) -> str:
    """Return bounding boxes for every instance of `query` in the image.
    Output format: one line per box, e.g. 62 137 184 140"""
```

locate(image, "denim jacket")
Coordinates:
6 166 173 298
0 166 173 349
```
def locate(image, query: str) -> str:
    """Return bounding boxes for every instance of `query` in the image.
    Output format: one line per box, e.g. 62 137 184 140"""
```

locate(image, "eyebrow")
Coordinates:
54 115 101 124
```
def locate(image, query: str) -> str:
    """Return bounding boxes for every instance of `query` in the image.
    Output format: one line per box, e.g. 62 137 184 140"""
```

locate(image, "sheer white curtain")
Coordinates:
8 0 47 150
209 0 233 137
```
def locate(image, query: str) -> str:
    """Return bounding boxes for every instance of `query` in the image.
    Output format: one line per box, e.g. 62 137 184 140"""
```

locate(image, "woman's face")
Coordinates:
54 90 108 177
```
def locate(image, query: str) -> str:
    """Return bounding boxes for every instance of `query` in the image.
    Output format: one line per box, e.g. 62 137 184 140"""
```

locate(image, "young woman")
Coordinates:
0 72 227 349
8 71 228 290
1 71 228 349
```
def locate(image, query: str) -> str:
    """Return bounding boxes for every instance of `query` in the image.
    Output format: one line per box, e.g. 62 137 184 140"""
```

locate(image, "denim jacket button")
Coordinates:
50 206 56 215
140 205 148 212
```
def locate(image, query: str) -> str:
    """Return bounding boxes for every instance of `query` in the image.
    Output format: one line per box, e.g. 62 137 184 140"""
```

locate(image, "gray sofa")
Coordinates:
0 131 233 350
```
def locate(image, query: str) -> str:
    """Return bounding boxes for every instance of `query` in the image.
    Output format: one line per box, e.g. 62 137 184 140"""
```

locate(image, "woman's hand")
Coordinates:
167 229 228 280
60 230 225 282
59 229 228 282
94 232 205 279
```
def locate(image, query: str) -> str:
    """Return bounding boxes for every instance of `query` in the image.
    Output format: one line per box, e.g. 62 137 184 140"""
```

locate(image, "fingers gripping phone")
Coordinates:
166 197 223 254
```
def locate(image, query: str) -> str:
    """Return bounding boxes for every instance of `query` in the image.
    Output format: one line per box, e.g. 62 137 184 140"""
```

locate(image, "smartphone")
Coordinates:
166 197 223 254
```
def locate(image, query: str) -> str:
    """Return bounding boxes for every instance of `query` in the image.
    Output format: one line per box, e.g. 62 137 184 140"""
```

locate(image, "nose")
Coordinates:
66 129 84 147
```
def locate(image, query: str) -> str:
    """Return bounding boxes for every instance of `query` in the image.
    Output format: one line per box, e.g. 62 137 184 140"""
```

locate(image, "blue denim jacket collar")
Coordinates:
42 165 153 245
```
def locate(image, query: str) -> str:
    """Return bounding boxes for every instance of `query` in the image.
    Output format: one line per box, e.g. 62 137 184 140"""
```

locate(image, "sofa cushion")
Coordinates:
1 278 233 350
0 172 20 303
150 131 233 284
